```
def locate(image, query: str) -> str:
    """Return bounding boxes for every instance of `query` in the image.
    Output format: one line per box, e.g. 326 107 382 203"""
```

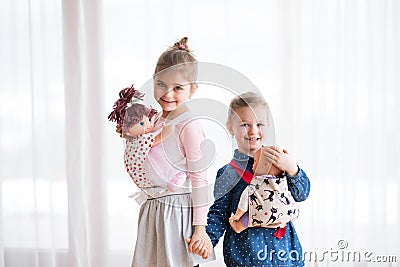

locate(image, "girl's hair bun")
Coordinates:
154 37 197 76
172 37 190 52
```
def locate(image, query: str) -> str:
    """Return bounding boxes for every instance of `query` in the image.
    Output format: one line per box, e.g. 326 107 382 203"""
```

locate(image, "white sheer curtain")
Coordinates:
1 0 399 267
62 0 107 266
1 0 107 266
272 2 400 266
1 0 68 266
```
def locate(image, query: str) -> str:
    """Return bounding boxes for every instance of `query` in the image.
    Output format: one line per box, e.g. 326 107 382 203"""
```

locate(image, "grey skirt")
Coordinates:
131 193 214 267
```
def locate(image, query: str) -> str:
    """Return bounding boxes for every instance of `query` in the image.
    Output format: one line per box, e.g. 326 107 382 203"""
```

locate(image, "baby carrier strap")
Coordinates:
229 160 253 184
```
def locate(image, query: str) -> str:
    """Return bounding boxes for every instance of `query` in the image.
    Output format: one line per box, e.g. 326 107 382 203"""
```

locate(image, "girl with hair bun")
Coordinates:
117 37 214 267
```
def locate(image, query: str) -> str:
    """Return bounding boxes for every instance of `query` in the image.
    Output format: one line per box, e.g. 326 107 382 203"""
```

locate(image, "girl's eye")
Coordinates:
139 121 145 126
257 123 265 127
241 124 249 127
174 86 183 91
156 82 166 88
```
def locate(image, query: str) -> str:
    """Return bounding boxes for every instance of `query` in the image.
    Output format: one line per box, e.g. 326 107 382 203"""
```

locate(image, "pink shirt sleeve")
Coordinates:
179 120 209 225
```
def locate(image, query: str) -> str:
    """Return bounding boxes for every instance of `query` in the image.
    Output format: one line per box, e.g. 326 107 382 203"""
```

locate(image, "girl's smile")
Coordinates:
159 98 178 106
153 70 197 118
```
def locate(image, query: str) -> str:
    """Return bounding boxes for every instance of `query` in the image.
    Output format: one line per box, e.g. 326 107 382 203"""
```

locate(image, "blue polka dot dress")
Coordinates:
206 150 311 267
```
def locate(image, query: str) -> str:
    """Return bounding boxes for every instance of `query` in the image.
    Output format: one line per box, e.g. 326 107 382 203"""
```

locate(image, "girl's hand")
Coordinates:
262 146 298 176
185 226 213 259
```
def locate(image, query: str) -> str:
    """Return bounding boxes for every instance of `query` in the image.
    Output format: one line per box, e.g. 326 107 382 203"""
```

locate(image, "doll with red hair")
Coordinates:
108 85 186 192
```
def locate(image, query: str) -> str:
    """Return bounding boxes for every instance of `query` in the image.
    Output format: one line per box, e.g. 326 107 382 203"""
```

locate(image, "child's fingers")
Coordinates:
203 241 213 259
198 246 207 259
264 154 276 165
203 244 212 259
264 152 275 160
262 145 277 152
192 243 206 257
187 238 204 255
188 241 197 253
263 147 284 162
185 238 192 253
190 239 204 253
264 146 284 156
191 245 201 254
262 147 278 158
267 146 283 153
201 249 209 259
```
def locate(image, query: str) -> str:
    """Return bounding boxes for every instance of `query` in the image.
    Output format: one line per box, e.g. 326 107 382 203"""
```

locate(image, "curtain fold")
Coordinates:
62 0 107 266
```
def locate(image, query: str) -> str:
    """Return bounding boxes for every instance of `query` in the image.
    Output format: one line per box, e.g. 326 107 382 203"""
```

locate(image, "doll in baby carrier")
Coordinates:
228 147 300 237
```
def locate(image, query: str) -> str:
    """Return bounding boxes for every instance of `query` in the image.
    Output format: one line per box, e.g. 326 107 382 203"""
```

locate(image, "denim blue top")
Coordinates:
206 149 311 267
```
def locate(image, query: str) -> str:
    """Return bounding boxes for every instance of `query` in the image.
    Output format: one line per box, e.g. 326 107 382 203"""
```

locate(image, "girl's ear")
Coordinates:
189 83 198 97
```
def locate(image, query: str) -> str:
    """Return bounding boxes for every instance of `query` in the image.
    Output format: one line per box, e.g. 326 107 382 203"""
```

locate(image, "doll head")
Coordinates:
252 148 283 176
108 85 158 138
124 112 155 137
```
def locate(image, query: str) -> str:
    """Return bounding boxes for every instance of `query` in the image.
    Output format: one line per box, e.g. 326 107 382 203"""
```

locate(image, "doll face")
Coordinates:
125 115 155 137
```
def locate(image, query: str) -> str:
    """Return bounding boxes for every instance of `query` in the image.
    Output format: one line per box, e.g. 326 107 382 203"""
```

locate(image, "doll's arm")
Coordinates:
229 209 246 222
230 187 249 221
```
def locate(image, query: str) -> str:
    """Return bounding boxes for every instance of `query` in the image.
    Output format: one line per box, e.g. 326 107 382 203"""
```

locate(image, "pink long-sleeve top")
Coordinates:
143 111 209 225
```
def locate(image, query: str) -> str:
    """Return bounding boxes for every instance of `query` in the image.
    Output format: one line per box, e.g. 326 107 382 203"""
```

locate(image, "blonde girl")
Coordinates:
130 37 213 267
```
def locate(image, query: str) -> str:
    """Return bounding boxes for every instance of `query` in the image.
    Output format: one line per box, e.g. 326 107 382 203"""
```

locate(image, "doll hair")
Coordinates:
108 85 158 132
227 91 271 126
154 37 198 82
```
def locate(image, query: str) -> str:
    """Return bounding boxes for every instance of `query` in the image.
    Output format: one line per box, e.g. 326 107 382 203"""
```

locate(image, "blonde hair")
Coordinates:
227 91 270 125
154 37 198 81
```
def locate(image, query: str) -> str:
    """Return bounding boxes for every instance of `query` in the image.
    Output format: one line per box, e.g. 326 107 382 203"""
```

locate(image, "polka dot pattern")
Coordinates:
206 149 310 267
124 133 155 188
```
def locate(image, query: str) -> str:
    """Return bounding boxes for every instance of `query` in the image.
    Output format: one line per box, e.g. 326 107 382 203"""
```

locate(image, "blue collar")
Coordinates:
232 149 254 171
